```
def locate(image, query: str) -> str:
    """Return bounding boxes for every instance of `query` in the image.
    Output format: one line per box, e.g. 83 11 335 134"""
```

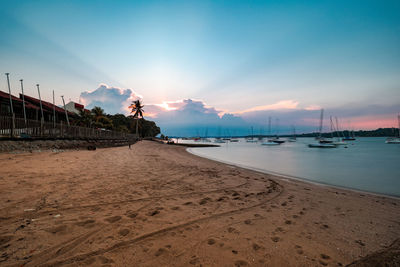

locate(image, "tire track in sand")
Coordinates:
27 180 283 267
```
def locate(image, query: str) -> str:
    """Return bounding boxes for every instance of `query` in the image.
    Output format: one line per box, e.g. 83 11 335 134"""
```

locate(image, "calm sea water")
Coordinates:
185 137 400 197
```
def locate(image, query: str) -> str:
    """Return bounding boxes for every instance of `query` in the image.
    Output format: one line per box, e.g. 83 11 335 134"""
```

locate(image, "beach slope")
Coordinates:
0 141 399 266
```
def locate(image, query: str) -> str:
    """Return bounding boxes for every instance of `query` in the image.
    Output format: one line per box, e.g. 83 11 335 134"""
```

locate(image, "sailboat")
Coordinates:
332 117 347 146
269 118 285 144
342 121 356 141
201 128 212 142
386 114 400 144
288 126 297 142
262 117 280 145
214 127 226 143
246 127 258 143
308 109 336 148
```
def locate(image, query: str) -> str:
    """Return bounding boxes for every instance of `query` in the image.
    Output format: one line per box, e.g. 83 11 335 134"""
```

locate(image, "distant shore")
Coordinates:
0 141 399 266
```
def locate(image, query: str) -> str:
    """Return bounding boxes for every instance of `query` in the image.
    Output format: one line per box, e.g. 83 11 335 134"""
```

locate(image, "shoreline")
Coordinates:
0 141 399 266
187 147 400 200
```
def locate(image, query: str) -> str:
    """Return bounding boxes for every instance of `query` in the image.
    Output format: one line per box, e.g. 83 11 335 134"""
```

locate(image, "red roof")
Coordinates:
0 90 39 110
74 103 84 109
22 94 74 115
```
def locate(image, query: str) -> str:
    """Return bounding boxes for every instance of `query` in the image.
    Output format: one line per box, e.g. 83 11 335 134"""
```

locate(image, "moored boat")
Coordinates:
308 143 337 148
385 114 400 144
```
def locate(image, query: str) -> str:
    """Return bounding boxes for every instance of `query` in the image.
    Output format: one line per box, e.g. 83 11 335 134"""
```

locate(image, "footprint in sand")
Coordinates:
189 257 200 265
320 254 330 260
126 212 137 218
234 260 248 266
199 197 211 205
98 256 114 264
271 236 280 242
227 227 239 234
105 216 121 223
207 239 216 245
147 210 160 216
155 248 167 257
118 229 130 236
45 225 67 234
252 243 261 251
76 219 96 228
244 219 252 225
83 257 96 265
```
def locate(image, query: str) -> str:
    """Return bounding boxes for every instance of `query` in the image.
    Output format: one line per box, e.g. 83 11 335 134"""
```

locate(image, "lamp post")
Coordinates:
20 79 27 128
36 84 44 123
5 73 14 116
5 73 15 137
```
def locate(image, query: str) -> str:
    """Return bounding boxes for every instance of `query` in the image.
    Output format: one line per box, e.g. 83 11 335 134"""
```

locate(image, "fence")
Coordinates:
0 115 137 140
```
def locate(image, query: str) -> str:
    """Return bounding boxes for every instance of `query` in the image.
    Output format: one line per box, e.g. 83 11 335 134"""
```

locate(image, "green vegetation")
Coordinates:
72 106 160 137
294 128 399 138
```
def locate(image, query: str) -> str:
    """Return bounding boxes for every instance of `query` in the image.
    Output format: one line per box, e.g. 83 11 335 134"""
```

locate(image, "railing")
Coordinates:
0 115 137 140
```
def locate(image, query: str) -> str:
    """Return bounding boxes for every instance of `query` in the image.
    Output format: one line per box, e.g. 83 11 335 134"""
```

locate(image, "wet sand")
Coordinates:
0 140 399 266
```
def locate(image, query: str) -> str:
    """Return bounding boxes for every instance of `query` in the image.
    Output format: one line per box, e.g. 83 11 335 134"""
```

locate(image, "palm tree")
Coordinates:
91 106 105 120
129 100 144 138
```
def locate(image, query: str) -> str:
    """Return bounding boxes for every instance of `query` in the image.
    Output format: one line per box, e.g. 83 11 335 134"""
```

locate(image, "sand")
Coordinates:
0 140 399 266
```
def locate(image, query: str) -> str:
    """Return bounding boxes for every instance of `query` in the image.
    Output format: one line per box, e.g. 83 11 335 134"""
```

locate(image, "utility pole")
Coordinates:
36 84 44 123
20 79 27 128
61 95 70 126
5 73 15 137
5 73 14 116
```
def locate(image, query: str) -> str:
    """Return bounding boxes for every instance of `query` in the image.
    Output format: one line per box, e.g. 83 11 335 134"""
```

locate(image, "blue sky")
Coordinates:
1 0 400 135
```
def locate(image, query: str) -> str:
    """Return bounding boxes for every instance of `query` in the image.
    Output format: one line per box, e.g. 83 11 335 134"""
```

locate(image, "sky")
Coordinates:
1 0 399 136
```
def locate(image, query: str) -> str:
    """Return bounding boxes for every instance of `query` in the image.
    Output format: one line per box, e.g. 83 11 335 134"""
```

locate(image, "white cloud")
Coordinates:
79 83 141 114
78 84 400 136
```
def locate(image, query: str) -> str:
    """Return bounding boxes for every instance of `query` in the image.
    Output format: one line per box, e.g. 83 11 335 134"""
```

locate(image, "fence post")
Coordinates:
10 114 15 138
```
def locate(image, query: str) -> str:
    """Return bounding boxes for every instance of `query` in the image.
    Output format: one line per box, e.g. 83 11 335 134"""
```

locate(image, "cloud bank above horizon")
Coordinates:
79 84 400 136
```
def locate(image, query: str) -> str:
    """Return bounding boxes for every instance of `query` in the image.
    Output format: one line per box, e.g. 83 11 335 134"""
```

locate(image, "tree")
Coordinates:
129 100 144 137
74 109 93 127
91 106 105 120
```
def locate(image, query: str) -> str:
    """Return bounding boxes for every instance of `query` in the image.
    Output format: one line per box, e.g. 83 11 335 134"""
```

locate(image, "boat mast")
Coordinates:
318 109 324 139
330 116 334 138
398 114 400 137
268 117 271 137
335 117 344 139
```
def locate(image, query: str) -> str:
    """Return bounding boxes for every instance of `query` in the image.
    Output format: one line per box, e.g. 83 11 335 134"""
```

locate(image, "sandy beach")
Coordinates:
0 140 399 266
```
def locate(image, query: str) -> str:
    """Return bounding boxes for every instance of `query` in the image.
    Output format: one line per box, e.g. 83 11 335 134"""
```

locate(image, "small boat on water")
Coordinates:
332 117 347 145
261 141 280 146
332 140 347 145
246 127 257 143
386 138 400 144
288 126 297 142
271 137 285 144
230 138 239 142
308 109 336 148
308 143 336 148
319 138 333 144
385 114 400 144
214 138 226 143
